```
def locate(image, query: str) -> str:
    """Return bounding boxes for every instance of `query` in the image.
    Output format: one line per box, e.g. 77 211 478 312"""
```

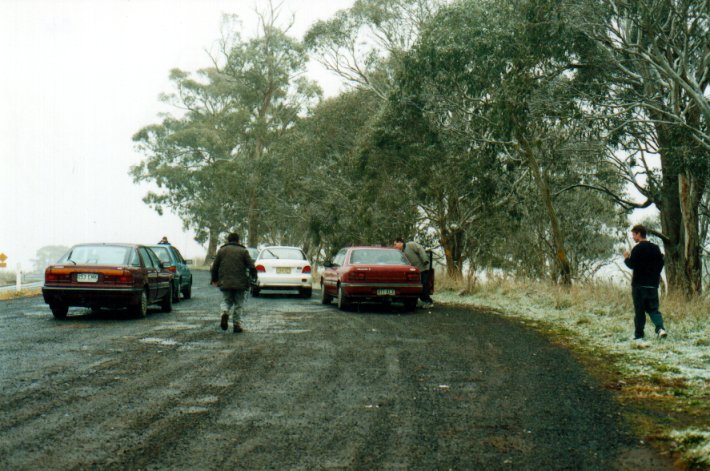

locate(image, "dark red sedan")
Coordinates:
42 243 174 319
320 246 422 311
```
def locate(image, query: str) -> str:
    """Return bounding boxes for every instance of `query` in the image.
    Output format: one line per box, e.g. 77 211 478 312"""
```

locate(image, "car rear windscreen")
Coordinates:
150 246 172 264
61 246 133 266
350 249 409 265
259 248 306 260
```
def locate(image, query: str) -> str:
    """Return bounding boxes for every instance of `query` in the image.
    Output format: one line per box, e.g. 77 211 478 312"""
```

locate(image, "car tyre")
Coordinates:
251 286 260 297
320 284 332 305
133 289 148 318
50 304 68 319
337 286 350 311
182 279 192 299
172 279 180 303
161 285 173 313
404 298 417 312
300 288 312 298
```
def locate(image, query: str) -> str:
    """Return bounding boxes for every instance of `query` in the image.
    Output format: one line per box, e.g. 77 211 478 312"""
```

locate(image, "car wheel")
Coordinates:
161 285 173 313
320 284 332 305
50 304 68 319
404 298 417 312
337 286 350 311
133 289 148 318
251 286 260 297
182 280 192 299
300 288 312 298
172 279 180 303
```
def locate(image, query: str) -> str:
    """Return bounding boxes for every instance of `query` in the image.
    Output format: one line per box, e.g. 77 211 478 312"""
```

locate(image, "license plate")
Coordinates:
377 289 395 296
77 273 98 283
276 267 291 274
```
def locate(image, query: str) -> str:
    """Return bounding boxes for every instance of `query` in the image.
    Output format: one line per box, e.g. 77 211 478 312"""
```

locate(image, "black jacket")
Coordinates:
624 241 664 287
210 243 256 291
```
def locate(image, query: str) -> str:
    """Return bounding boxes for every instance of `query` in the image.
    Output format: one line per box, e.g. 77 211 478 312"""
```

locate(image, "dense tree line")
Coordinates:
131 0 708 296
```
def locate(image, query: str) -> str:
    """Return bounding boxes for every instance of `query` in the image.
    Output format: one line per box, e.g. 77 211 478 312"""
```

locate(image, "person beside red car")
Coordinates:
394 237 434 307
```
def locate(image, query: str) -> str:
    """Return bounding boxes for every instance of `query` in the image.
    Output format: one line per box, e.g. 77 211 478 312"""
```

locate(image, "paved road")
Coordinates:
0 271 674 470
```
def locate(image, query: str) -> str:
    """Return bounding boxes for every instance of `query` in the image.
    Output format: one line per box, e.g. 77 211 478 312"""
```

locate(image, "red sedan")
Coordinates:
42 243 174 319
320 246 422 311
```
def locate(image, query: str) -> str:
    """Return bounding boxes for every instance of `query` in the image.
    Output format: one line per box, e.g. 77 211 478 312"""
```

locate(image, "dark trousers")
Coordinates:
632 286 665 338
420 270 433 303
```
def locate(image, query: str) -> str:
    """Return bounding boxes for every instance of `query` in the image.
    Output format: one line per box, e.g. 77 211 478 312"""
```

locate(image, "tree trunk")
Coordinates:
679 171 704 295
519 138 572 285
206 229 220 261
439 224 464 279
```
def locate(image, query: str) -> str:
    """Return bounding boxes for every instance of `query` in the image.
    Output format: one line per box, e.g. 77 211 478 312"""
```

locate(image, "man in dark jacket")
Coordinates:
623 224 667 340
210 233 256 333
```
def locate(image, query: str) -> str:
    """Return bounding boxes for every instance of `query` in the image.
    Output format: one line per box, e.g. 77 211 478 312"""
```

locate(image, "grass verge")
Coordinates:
0 288 42 301
435 275 709 469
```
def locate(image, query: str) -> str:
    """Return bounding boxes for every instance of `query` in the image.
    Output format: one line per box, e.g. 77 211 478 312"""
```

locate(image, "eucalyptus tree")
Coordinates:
271 88 419 260
133 7 320 253
391 0 625 284
131 68 247 256
210 11 321 248
304 0 447 100
565 0 709 295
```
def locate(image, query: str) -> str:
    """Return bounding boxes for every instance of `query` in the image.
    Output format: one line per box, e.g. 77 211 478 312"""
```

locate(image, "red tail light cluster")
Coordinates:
165 265 177 273
45 268 71 283
406 272 420 282
348 272 367 281
302 266 311 274
103 270 133 284
256 265 266 273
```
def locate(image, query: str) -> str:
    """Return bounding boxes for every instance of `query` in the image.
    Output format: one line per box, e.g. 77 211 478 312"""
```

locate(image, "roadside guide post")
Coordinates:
16 263 22 292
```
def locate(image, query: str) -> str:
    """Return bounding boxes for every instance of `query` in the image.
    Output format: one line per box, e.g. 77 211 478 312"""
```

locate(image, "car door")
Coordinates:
147 248 171 301
323 249 347 296
139 247 160 302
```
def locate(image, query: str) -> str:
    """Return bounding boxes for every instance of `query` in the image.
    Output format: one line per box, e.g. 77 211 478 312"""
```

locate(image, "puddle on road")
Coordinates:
151 322 201 331
23 311 51 318
140 337 180 346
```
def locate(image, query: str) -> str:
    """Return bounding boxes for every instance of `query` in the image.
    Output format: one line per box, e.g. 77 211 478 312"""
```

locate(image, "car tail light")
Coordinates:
45 267 71 283
302 265 311 274
406 272 420 282
349 272 366 281
256 265 266 272
165 265 177 273
103 270 133 284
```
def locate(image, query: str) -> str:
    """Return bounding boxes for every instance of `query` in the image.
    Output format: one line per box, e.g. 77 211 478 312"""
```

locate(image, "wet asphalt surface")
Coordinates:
0 270 675 470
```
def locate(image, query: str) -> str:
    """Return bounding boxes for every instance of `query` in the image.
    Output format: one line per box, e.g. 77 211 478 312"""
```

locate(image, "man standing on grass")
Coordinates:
210 233 256 333
623 224 667 340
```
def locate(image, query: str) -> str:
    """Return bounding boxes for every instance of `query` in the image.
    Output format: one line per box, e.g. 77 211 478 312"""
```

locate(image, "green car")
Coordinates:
148 244 194 302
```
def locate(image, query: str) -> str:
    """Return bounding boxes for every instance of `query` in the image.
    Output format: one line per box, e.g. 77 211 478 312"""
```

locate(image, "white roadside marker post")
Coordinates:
16 263 21 292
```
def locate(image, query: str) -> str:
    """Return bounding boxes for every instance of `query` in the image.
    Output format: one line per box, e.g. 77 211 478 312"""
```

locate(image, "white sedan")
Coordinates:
252 246 312 297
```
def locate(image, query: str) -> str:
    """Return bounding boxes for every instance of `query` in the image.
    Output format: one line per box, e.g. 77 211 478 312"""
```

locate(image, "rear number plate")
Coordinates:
77 273 98 283
377 289 395 296
276 267 291 274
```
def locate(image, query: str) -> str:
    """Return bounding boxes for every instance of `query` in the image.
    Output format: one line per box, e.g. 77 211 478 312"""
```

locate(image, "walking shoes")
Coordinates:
220 313 229 331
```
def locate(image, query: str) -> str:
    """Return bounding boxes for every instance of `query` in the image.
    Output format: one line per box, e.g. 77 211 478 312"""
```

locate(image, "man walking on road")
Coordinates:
394 237 434 307
623 224 667 340
210 233 256 333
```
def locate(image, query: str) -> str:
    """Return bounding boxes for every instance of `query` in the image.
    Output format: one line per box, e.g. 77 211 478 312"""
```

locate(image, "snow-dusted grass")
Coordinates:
435 275 709 468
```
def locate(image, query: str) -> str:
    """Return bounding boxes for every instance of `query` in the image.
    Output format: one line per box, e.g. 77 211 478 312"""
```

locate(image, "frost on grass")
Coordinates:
670 428 710 468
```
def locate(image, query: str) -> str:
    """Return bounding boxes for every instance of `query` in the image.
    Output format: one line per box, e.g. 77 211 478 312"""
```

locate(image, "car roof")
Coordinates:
261 246 303 250
347 246 398 250
71 243 142 248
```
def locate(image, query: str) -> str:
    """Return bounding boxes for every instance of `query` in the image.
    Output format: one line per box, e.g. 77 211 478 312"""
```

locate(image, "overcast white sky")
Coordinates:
0 0 354 271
